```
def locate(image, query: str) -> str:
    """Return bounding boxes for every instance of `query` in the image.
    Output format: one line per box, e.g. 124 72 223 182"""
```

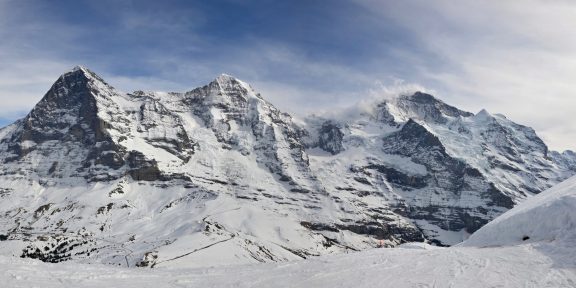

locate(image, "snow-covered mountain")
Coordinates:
304 91 576 244
0 66 574 267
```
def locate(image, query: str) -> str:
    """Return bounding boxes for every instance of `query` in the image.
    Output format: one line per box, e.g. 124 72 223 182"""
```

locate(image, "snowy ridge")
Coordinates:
0 66 574 267
462 175 576 247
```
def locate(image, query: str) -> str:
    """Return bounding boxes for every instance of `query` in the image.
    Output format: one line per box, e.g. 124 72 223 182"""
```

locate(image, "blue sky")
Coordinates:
0 0 575 151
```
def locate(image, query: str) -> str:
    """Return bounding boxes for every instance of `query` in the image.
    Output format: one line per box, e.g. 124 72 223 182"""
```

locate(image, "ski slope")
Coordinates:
1 242 574 287
2 176 576 287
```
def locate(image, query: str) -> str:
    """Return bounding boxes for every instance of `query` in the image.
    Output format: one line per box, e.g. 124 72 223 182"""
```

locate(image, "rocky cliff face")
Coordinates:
0 67 574 267
0 67 125 180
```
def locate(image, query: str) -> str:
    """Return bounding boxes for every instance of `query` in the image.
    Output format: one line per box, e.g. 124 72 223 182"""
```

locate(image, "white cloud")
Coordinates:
309 79 430 123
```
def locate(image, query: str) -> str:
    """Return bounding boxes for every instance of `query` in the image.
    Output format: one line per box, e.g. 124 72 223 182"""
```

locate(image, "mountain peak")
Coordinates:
71 65 87 73
61 65 108 85
204 73 262 103
474 109 494 122
215 73 236 81
22 66 119 137
212 73 250 91
476 108 491 117
63 65 92 79
377 91 473 124
407 91 439 104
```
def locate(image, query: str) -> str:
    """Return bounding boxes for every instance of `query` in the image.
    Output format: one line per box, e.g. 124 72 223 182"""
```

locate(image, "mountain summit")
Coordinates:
0 66 574 267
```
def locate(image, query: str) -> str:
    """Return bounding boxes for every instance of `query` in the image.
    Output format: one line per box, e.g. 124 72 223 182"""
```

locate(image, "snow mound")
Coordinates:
462 175 576 247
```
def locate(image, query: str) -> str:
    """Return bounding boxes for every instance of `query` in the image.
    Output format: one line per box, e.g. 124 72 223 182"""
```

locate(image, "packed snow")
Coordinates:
0 243 573 288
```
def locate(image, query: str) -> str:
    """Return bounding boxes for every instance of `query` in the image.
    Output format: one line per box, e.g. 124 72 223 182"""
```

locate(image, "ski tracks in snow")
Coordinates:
1 244 575 287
